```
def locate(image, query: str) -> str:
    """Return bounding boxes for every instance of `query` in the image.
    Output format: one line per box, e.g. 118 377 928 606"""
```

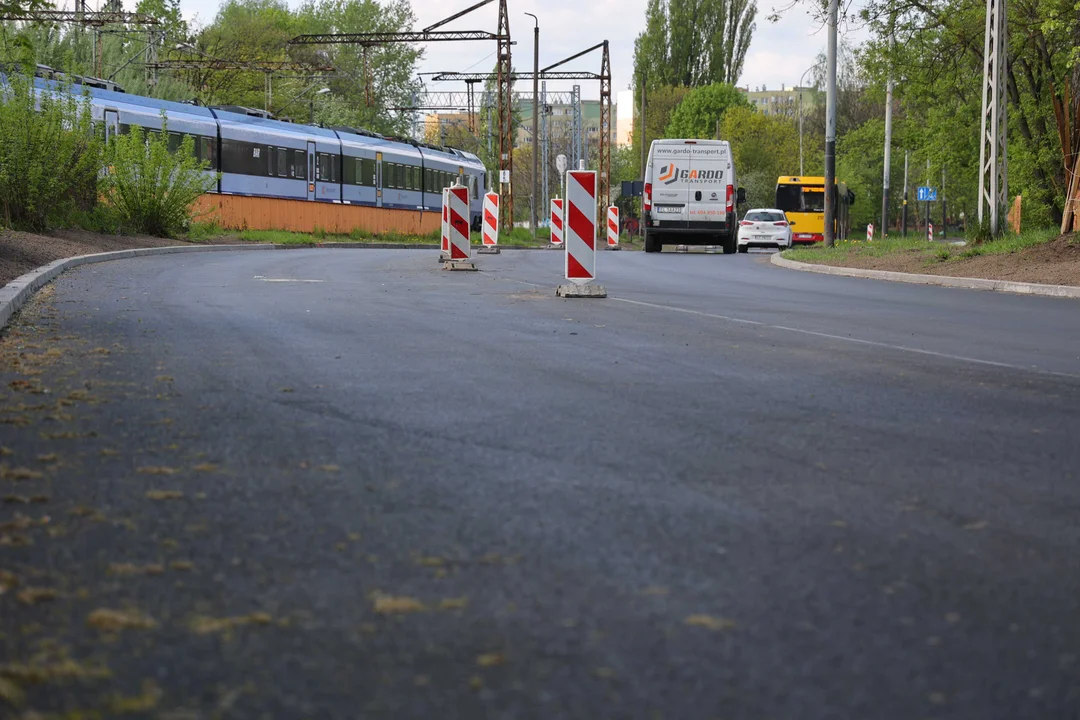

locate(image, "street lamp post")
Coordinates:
797 61 823 177
823 0 839 247
525 12 539 239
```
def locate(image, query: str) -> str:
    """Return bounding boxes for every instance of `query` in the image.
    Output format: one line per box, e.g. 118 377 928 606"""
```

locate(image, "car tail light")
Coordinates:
644 182 652 212
725 185 734 213
773 221 788 226
740 220 753 226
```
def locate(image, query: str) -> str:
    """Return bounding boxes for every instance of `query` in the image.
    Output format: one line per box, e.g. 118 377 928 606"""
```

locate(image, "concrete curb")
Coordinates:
771 251 1080 300
0 244 275 332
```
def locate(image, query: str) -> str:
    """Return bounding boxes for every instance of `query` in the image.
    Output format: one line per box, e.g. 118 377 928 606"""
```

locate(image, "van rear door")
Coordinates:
650 145 690 224
687 146 730 226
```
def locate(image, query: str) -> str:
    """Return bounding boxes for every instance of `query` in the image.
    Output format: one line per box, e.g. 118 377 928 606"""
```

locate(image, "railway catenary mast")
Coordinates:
289 0 514 229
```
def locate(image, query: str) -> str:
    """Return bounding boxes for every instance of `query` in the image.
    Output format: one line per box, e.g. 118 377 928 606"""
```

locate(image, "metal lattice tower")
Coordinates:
598 41 611 209
541 80 549 212
496 0 513 229
571 85 583 169
978 0 1008 235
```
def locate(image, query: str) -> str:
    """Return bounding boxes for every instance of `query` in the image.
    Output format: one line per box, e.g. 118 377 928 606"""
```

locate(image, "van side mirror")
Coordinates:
737 187 747 205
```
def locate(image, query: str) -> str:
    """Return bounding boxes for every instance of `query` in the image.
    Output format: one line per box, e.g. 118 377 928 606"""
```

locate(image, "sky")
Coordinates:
108 0 872 101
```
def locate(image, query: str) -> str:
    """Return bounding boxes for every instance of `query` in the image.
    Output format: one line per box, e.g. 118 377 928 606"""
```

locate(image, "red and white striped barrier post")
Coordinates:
444 184 475 269
606 205 620 250
478 192 500 254
440 188 450 259
928 222 934 242
556 170 605 297
867 223 874 241
550 198 564 247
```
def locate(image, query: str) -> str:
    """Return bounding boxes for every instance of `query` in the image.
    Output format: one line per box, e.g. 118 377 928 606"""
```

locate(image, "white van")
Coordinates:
643 139 745 254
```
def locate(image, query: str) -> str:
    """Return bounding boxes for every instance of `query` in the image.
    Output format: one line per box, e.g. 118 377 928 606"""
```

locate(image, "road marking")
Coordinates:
253 277 324 283
611 297 1080 380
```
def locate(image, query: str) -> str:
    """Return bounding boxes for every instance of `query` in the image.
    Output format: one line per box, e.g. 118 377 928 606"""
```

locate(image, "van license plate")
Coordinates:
655 206 682 214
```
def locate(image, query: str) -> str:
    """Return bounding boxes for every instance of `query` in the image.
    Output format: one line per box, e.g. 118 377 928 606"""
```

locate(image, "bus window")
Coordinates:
801 188 825 212
776 184 802 213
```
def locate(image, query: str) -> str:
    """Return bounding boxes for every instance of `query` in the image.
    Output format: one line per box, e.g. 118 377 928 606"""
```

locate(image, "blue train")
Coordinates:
28 74 488 229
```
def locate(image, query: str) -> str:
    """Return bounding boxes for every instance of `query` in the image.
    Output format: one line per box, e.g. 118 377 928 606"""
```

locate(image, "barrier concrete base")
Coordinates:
556 283 607 298
675 245 689 253
476 246 501 254
547 244 564 250
704 246 722 254
443 260 478 271
605 245 622 251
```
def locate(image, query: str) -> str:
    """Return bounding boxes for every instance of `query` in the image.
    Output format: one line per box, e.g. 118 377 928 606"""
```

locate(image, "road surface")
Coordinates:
1 249 1078 718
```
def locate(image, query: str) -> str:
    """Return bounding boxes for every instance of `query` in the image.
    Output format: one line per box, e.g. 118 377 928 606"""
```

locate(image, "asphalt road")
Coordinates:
1 248 1078 719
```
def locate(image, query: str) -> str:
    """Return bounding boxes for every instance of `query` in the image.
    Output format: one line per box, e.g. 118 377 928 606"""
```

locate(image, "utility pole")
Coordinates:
639 73 647 236
881 1 895 237
525 12 539 238
902 149 909 236
823 0 838 247
926 157 931 238
942 167 947 240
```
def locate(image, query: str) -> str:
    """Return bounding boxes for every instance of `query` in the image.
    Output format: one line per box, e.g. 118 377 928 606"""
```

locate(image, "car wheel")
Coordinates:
738 245 748 253
722 233 737 254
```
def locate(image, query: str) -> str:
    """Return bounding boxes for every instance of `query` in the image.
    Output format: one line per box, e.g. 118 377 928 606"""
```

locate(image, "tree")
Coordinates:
632 84 689 176
633 0 756 89
719 106 799 208
663 82 748 139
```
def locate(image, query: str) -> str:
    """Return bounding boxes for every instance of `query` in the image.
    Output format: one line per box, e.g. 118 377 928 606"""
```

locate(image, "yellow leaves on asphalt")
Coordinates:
100 448 120 456
108 679 163 712
155 376 174 383
439 597 468 610
417 556 446 567
36 453 58 463
684 614 736 631
317 464 340 473
192 463 219 473
169 561 195 572
87 608 158 632
0 447 11 456
17 587 59 605
476 652 506 667
137 466 178 475
0 677 24 707
2 495 49 505
145 490 184 501
189 612 273 635
962 520 989 531
108 563 165 577
0 569 17 596
0 466 44 481
372 594 426 615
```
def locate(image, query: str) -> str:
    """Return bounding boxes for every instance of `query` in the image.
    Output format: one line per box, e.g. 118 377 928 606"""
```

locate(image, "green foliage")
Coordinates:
719 106 799 208
633 0 757 89
101 114 218 237
0 75 102 231
664 82 748 139
632 85 690 174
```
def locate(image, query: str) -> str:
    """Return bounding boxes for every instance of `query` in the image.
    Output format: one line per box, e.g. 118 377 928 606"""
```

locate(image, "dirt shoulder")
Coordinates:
788 234 1080 287
0 229 247 289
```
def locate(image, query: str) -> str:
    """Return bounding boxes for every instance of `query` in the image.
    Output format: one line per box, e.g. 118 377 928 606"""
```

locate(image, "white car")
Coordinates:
736 208 794 252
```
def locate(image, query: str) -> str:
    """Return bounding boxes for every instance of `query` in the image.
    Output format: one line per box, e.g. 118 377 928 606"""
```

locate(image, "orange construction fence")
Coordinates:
194 194 441 236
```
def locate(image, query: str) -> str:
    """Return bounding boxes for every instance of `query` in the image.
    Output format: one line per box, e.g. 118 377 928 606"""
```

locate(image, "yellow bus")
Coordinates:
775 176 855 244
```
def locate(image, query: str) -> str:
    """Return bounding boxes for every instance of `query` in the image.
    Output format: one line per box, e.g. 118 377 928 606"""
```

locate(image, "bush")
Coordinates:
0 73 102 230
101 113 218 237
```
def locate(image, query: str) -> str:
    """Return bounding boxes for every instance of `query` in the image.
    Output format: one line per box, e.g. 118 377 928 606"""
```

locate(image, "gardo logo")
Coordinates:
657 164 724 186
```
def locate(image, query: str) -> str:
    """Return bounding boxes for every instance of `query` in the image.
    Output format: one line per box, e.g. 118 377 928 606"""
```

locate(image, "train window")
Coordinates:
294 150 305 180
276 148 287 178
167 132 182 154
198 137 215 167
412 166 420 191
316 153 337 183
268 146 275 176
362 158 376 187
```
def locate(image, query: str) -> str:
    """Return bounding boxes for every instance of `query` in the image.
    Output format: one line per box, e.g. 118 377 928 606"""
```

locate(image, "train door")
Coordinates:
376 152 383 208
103 110 119 142
306 141 316 200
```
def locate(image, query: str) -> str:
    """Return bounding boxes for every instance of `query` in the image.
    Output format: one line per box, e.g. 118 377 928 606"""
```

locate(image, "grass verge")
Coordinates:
783 227 1061 266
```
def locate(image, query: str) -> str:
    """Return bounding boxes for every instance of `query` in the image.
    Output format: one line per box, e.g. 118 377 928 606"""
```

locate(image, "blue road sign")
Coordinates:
916 186 938 202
